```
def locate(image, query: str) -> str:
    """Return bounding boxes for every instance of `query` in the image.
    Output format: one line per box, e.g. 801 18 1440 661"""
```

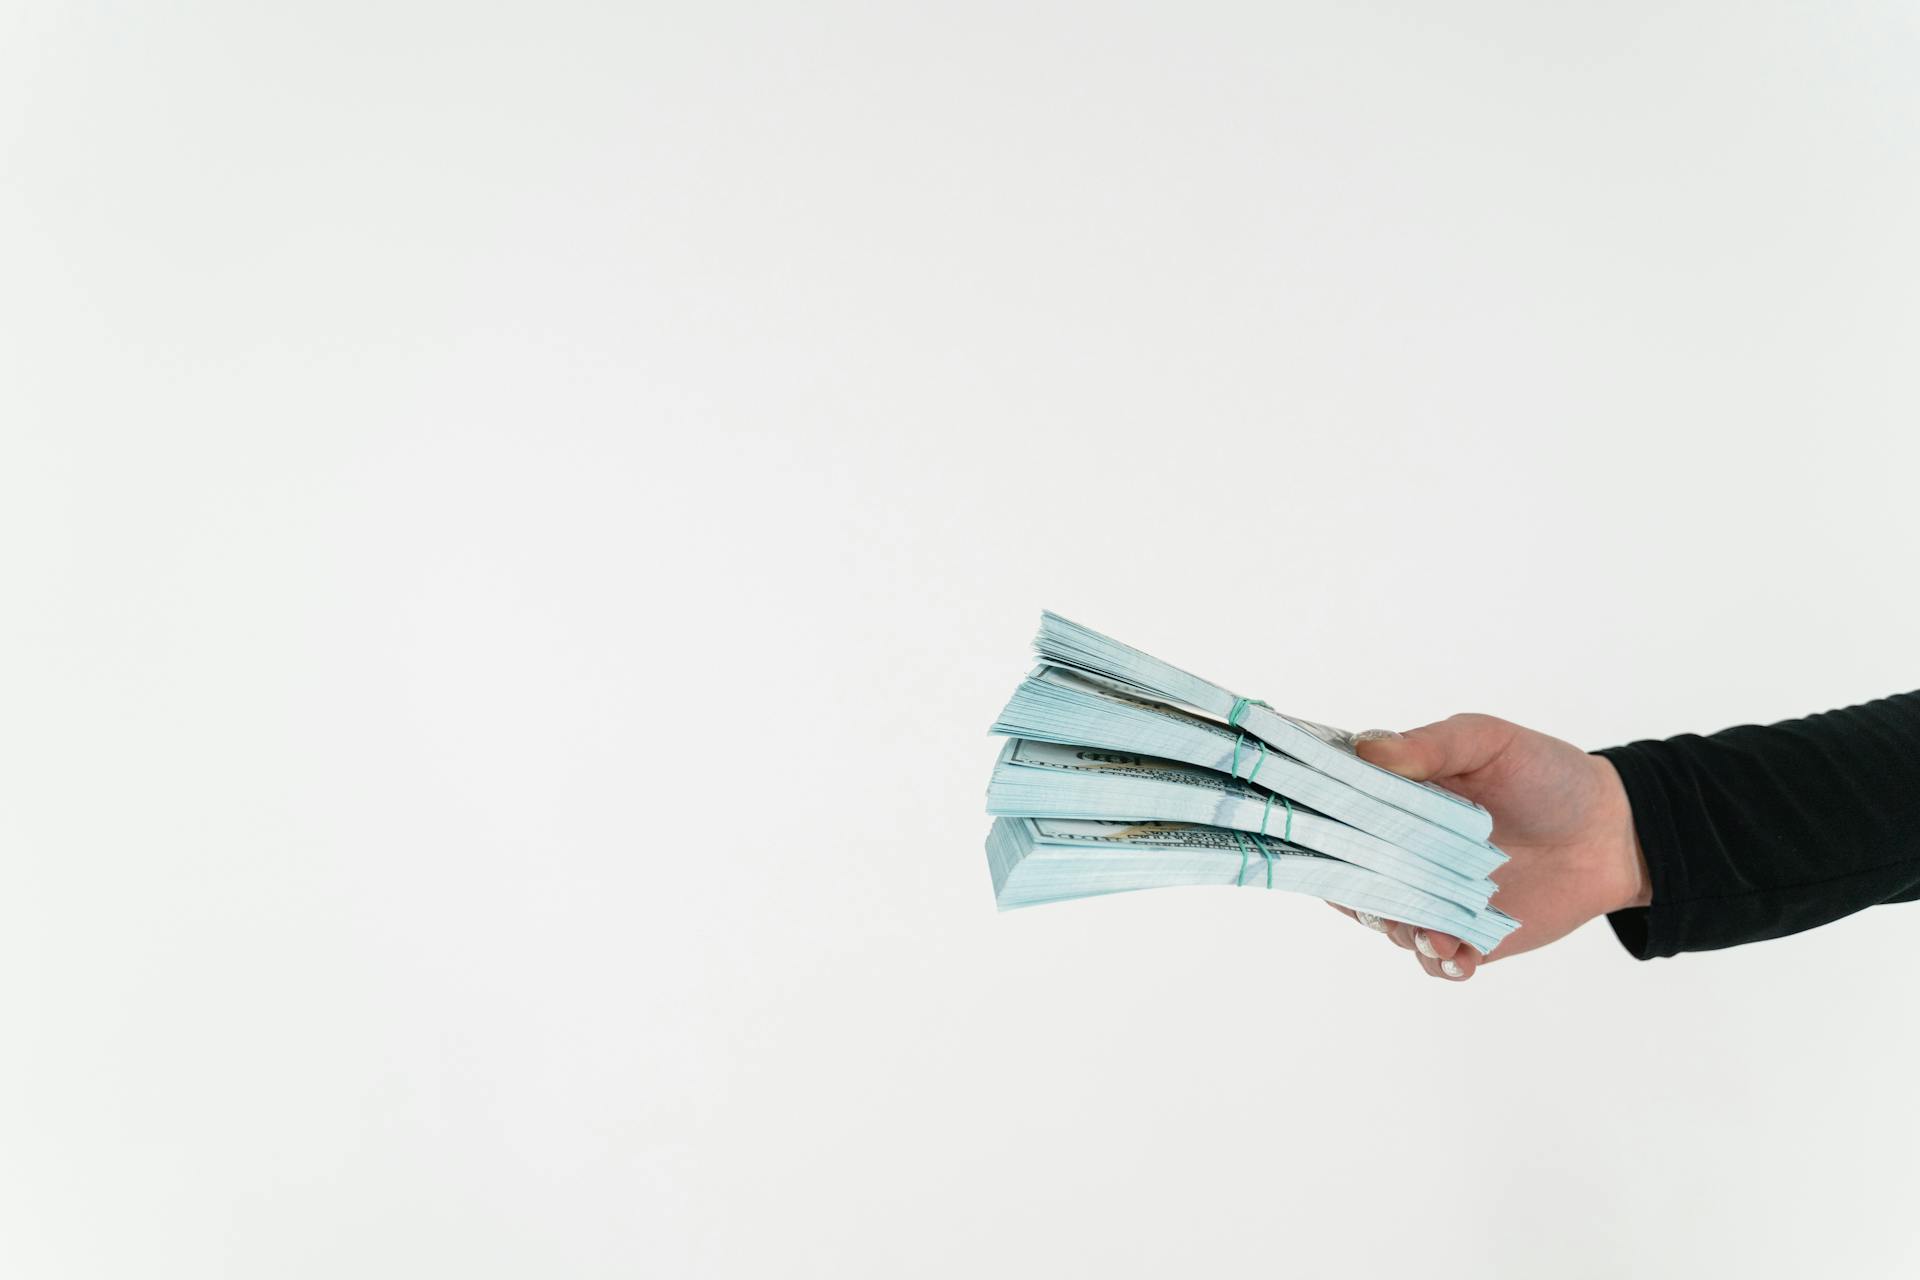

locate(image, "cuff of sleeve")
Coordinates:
1593 744 1690 960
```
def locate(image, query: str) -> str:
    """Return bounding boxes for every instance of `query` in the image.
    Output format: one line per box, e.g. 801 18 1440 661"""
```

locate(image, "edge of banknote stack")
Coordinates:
981 611 1518 954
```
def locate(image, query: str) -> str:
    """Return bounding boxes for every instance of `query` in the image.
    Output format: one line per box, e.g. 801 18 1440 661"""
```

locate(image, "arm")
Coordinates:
1335 691 1920 980
1597 691 1920 959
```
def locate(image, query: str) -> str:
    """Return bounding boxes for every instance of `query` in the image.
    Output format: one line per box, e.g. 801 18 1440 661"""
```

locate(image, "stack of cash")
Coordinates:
984 613 1516 952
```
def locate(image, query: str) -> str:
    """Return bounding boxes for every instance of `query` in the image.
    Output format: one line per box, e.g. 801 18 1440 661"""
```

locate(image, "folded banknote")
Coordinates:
987 816 1518 954
987 737 1497 911
1034 611 1493 840
981 612 1517 953
991 664 1504 878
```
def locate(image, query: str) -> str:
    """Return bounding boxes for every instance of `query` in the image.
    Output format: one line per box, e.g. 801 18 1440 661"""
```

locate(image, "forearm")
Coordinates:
1596 691 1920 959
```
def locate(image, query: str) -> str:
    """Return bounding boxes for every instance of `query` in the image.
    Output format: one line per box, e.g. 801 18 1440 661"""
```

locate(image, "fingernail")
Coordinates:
1355 911 1390 933
1354 729 1404 742
1441 959 1466 979
1414 931 1440 959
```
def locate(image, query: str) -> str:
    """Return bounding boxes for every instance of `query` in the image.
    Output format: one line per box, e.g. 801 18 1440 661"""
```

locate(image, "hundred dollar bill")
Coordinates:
991 663 1505 878
986 737 1497 911
1033 612 1493 841
986 816 1518 954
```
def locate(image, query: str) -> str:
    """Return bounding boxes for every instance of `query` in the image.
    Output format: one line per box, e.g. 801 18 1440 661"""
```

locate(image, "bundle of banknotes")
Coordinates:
984 613 1516 952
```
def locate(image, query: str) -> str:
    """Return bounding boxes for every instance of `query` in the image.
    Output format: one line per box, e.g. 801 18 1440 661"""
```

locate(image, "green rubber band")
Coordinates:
1228 697 1273 787
1258 792 1292 842
1228 732 1268 785
1230 830 1277 890
1227 696 1271 728
1256 796 1294 889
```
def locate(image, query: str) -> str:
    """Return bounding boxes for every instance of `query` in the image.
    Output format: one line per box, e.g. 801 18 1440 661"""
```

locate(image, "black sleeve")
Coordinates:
1594 691 1920 960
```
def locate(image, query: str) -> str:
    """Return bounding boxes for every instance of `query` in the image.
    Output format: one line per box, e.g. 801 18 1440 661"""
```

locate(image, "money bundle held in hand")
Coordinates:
983 613 1517 952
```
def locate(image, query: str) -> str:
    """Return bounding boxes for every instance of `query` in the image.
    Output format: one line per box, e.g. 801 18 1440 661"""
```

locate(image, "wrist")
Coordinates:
1592 756 1651 911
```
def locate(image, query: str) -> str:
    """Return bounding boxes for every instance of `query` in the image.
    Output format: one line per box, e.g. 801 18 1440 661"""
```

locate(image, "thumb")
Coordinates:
1353 715 1515 783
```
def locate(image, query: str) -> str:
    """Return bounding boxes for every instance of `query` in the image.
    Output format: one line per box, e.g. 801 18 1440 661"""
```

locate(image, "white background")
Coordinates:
6 3 1920 1277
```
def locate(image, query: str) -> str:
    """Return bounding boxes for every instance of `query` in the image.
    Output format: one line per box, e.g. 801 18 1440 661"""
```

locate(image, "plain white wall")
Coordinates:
6 3 1919 1276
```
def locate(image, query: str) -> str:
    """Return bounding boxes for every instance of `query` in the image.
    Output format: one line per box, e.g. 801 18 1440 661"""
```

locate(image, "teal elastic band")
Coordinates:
1230 829 1281 890
1228 732 1268 785
1227 696 1271 728
1258 793 1294 843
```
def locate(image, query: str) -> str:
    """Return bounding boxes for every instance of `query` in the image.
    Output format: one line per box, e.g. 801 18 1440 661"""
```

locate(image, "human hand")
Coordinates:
1330 715 1649 982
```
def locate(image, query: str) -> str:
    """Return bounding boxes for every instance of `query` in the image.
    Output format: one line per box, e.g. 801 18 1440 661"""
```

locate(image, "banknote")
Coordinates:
991 663 1505 877
1033 612 1493 840
986 737 1497 910
986 816 1518 954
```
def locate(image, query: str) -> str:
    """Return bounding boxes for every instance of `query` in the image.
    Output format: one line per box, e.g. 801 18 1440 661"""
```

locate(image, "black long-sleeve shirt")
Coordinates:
1594 691 1920 959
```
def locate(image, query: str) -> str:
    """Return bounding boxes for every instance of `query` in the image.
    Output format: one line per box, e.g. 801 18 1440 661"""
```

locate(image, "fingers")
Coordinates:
1334 906 1478 981
1336 901 1397 940
1336 906 1414 950
1353 714 1520 783
1416 929 1474 981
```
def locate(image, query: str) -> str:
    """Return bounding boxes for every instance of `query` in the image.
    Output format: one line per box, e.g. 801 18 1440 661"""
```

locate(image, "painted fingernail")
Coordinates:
1414 931 1440 959
1355 911 1390 933
1441 959 1466 979
1354 729 1404 742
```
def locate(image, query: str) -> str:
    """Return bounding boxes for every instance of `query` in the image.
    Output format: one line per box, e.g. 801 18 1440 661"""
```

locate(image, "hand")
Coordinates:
1329 714 1650 982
